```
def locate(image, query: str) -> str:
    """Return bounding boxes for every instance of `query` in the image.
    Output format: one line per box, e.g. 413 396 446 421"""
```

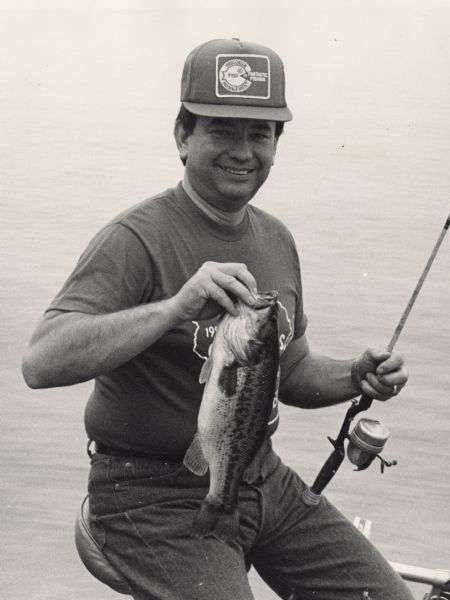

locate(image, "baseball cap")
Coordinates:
181 38 292 122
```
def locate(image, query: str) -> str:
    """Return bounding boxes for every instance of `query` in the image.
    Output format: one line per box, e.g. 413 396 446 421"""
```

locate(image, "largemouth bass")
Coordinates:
183 290 280 541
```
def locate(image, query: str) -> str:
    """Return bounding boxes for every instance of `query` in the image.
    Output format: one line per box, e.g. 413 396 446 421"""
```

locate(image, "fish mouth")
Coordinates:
252 290 278 309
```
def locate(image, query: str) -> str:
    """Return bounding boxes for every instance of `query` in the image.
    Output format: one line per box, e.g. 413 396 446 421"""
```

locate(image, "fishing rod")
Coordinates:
302 213 450 507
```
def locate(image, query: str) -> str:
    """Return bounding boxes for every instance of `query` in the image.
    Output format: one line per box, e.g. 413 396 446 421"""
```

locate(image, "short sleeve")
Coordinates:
47 223 154 314
289 233 308 340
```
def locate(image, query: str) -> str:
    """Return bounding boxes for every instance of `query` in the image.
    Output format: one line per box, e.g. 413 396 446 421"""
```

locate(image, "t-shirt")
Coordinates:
48 183 307 458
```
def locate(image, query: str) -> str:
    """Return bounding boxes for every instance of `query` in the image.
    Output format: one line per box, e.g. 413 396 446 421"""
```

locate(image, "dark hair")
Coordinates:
175 105 284 164
176 105 199 135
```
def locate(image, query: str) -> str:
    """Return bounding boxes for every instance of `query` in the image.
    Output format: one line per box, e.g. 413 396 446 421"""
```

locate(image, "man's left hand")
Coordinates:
355 347 409 401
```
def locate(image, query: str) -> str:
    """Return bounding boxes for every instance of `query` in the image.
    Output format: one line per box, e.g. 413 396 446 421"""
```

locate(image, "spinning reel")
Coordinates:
302 213 449 507
345 414 395 472
301 396 396 507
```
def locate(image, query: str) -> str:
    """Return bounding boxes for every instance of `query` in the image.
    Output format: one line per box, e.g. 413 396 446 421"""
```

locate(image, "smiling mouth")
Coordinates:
219 166 255 176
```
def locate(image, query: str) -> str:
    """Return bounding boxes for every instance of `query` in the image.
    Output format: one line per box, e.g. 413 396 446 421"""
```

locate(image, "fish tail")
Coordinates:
193 498 239 542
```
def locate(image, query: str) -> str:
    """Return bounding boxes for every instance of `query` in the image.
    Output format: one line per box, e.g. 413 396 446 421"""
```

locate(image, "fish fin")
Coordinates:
218 363 238 396
199 357 212 384
213 507 240 542
193 498 239 542
183 434 209 476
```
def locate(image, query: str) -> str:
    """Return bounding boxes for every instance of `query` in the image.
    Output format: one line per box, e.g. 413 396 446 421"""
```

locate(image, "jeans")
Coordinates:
88 445 413 600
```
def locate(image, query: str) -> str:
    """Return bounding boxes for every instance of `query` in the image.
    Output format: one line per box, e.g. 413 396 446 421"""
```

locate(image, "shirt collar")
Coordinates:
182 173 247 227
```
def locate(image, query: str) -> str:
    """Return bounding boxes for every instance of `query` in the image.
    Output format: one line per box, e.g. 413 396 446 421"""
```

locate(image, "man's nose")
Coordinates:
228 135 253 161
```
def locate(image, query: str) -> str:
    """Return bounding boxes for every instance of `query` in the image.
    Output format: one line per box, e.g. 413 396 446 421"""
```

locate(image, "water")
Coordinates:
1 5 449 599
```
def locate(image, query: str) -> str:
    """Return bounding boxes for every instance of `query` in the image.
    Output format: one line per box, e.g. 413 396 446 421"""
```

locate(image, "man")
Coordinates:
23 39 412 600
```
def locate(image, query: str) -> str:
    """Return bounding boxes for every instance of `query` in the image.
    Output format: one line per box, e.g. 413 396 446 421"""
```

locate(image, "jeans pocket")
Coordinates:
90 512 107 549
107 457 186 487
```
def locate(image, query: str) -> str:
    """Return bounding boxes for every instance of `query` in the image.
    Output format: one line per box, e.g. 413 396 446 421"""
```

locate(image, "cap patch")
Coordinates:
216 54 270 99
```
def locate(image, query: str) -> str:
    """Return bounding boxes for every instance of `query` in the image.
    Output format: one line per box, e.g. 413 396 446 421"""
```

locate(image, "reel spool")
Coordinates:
347 418 395 471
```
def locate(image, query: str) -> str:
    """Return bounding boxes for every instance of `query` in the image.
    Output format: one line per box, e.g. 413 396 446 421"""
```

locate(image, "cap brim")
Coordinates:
183 101 292 122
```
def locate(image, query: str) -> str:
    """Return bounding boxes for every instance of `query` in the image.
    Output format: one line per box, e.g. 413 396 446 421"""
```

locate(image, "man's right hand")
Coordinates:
22 262 258 388
169 261 258 322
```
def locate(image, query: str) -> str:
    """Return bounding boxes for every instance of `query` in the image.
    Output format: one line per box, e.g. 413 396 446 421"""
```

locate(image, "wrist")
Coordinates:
351 359 363 395
162 296 185 328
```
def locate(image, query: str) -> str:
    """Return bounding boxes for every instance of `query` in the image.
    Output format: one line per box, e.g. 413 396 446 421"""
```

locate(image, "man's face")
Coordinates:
177 116 278 212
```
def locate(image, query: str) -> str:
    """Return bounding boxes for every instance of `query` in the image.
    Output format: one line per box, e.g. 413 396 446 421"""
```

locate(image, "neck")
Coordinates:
182 174 246 226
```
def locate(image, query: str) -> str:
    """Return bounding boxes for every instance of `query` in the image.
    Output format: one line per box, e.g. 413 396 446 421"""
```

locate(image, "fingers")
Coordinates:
172 262 258 322
210 264 257 310
357 347 409 402
206 284 240 317
217 262 257 297
357 347 390 375
360 373 405 401
376 351 405 378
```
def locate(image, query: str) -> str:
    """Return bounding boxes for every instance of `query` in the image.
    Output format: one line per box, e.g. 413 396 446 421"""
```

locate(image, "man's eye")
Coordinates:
211 129 232 137
250 132 270 142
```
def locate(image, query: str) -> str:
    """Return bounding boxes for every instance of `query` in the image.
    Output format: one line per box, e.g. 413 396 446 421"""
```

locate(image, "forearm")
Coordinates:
23 261 259 390
280 352 358 409
22 299 180 388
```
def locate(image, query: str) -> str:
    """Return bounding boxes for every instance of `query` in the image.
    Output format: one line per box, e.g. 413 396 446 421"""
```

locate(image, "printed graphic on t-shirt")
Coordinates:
191 300 294 431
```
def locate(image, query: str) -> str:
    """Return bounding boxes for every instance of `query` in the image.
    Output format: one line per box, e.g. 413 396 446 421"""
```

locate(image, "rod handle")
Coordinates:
357 393 373 412
310 446 346 495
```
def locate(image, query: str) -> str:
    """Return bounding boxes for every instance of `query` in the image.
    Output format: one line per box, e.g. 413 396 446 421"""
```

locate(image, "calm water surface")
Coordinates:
1 7 449 600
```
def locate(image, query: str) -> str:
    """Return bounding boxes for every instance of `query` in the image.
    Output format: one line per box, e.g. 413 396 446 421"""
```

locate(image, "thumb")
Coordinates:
358 348 390 378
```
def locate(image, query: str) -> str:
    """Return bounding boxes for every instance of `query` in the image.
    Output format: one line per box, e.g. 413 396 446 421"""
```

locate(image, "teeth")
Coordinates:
223 167 251 175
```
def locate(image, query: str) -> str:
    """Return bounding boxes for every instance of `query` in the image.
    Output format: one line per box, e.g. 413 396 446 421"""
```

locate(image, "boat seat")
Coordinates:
74 495 132 595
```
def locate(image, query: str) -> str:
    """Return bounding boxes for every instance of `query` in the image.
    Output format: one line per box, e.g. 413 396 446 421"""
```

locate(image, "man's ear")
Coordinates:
272 137 279 166
174 120 190 163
